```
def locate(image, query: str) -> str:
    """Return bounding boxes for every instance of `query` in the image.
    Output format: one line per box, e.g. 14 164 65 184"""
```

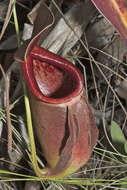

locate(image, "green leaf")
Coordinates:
124 141 127 153
110 121 126 145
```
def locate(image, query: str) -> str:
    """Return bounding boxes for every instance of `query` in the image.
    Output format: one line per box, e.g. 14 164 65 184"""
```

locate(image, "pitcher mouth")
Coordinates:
22 45 84 104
